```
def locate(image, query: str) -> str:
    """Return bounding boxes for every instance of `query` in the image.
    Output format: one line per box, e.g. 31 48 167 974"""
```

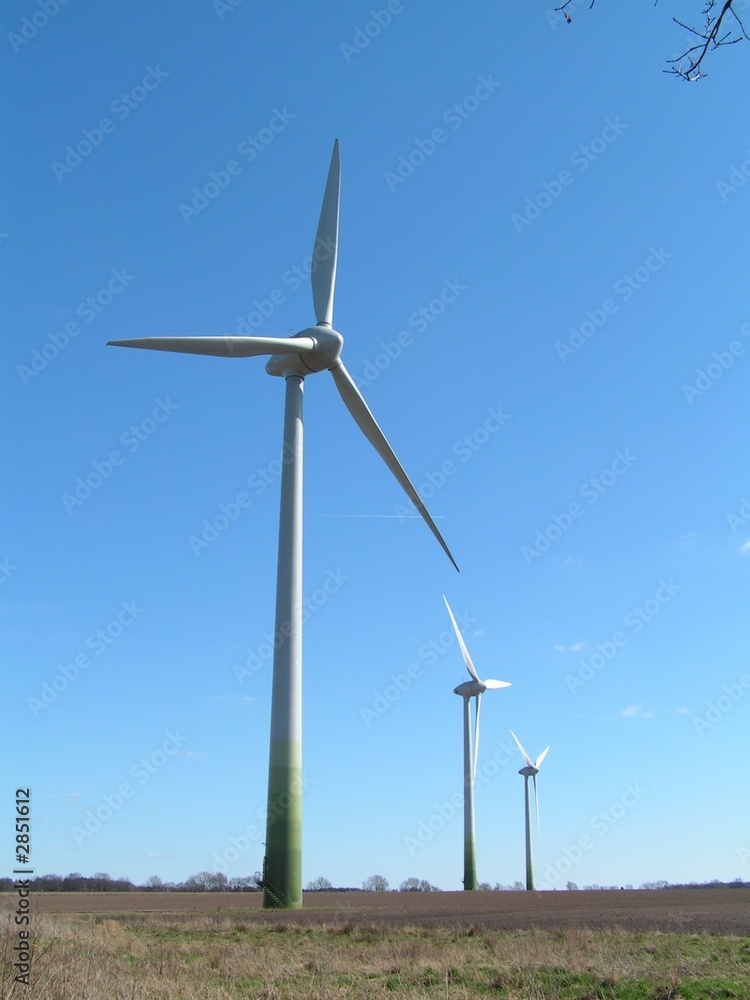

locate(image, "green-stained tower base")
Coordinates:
262 742 303 909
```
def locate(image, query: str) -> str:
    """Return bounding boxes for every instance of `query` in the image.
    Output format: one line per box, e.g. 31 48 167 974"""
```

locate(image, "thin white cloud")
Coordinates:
676 707 690 715
554 642 585 653
739 541 750 555
617 704 653 719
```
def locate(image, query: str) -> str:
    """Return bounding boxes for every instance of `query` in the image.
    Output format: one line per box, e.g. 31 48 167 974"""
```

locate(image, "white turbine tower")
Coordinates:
443 595 510 890
510 730 549 891
109 142 458 910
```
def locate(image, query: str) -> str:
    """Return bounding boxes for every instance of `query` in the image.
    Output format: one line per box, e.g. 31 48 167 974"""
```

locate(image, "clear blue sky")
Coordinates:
4 1 750 891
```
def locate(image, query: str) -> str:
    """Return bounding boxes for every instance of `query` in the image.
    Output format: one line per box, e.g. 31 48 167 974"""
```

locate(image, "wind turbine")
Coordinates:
510 730 549 891
443 595 510 890
109 141 458 910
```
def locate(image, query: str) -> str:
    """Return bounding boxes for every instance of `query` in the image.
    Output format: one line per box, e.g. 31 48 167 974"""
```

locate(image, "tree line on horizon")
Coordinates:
2 872 749 893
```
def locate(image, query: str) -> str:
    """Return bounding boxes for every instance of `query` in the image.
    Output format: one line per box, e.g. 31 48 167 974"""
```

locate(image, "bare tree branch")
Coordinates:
668 1 749 81
553 0 747 80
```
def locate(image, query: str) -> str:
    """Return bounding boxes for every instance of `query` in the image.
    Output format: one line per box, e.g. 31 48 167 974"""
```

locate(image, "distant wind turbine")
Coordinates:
109 142 458 910
510 730 549 891
443 595 510 890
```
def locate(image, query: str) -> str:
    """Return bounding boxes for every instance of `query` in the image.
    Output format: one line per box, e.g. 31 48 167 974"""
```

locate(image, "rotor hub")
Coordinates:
265 325 343 377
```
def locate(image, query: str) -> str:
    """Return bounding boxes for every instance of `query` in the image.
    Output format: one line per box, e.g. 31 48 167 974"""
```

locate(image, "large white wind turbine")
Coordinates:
443 595 510 890
109 142 458 910
510 730 549 891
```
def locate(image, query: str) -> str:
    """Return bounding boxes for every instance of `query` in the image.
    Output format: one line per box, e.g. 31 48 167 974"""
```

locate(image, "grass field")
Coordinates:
2 890 749 998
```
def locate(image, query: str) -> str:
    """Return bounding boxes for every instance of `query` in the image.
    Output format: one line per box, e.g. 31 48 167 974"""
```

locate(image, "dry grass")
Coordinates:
2 909 750 999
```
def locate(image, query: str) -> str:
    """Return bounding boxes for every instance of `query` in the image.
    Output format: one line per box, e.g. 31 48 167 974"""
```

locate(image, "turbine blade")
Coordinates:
107 336 316 358
473 693 482 784
483 678 512 690
533 773 540 834
442 596 479 681
509 730 534 769
535 746 550 769
329 361 459 571
311 140 340 326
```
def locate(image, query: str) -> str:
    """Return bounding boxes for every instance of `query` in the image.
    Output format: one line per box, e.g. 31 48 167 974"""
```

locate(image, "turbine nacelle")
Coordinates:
265 326 344 377
454 679 486 697
519 764 538 777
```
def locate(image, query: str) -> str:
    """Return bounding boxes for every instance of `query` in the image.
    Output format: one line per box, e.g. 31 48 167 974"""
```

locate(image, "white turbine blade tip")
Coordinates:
311 140 340 326
536 746 550 768
510 730 534 768
330 363 458 570
442 596 479 681
483 679 511 690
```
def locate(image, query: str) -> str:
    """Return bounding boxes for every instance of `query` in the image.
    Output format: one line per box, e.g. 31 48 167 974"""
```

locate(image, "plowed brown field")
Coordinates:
11 887 750 934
